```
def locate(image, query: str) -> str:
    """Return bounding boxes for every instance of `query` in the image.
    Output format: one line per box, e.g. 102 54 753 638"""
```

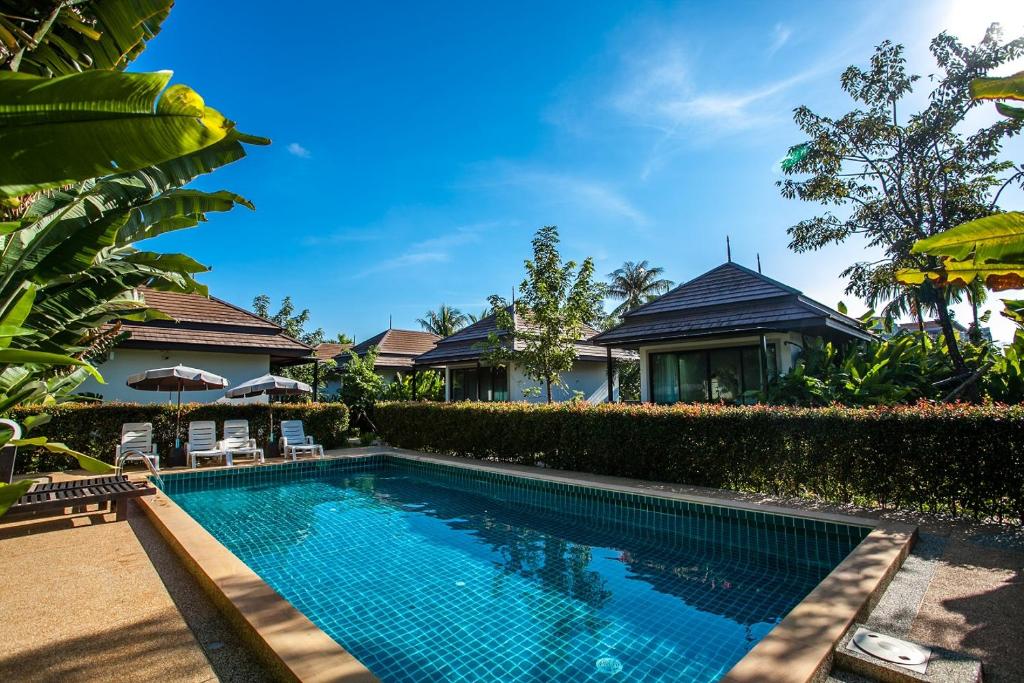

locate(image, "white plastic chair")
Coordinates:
114 422 160 471
186 421 231 468
279 420 324 461
221 419 264 465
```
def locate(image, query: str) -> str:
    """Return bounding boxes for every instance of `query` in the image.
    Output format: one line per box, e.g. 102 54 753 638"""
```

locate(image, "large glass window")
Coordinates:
450 366 508 402
651 353 679 404
678 352 708 402
649 344 776 405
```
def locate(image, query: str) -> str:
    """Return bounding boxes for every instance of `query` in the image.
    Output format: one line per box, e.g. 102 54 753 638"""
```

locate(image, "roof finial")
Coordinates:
726 235 732 263
757 253 762 273
389 314 392 329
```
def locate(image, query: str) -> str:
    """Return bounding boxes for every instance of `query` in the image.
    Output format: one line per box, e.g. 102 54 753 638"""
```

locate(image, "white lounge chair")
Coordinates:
221 419 264 465
186 421 231 468
114 422 160 471
279 420 324 460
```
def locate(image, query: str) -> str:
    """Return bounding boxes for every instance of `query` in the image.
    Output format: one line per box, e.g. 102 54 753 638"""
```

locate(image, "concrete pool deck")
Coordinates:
2 447 1022 682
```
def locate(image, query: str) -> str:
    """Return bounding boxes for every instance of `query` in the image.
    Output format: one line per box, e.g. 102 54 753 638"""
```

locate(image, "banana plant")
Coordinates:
0 69 263 198
0 0 172 76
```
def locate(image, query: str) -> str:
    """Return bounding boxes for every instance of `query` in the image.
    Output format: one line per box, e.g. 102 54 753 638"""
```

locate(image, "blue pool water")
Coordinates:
160 457 869 682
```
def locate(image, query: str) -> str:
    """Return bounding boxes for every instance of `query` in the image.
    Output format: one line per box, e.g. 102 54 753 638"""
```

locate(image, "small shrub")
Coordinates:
376 401 1024 524
9 402 348 474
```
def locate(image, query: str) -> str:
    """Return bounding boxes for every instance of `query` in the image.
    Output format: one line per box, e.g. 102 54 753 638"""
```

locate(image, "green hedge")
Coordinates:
376 401 1024 524
9 402 349 474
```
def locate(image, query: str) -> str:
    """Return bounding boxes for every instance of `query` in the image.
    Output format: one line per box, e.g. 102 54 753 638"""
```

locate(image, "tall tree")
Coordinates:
252 295 328 388
484 226 605 403
606 260 674 317
779 28 1024 372
417 304 468 337
467 308 492 324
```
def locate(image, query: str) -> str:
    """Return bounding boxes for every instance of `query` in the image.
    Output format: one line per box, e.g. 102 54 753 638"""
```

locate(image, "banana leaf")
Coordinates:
0 480 34 517
0 70 238 197
910 212 1024 262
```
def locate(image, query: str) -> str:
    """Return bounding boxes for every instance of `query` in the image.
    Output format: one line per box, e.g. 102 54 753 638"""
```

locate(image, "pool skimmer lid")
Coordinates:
849 627 931 673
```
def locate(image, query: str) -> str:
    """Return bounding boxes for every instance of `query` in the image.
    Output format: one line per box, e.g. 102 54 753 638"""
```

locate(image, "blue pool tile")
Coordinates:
158 456 869 682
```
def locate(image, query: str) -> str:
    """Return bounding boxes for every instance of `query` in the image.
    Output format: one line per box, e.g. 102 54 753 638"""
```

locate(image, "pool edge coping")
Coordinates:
137 491 379 683
145 448 917 683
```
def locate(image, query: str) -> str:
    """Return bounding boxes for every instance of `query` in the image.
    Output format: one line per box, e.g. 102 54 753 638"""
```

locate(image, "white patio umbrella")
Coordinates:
126 365 229 450
224 374 311 445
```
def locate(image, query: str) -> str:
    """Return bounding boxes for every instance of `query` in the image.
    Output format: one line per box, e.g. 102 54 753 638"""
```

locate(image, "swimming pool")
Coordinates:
158 455 871 682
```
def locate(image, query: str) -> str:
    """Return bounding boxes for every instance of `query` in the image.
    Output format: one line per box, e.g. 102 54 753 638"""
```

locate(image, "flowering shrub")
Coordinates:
377 401 1024 523
9 402 348 474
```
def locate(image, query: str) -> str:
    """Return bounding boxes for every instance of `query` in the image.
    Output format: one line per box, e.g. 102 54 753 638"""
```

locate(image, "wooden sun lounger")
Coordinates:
6 475 156 521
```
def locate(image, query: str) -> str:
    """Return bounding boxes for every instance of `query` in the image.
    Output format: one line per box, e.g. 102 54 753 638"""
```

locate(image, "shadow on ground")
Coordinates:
128 504 274 683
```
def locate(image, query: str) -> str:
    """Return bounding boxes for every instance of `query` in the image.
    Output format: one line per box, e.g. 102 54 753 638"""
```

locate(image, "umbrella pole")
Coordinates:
175 386 182 450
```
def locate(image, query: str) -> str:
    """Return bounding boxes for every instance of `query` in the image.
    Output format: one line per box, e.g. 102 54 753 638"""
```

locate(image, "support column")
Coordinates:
312 360 320 401
412 367 418 400
606 347 614 403
759 334 769 399
475 360 481 401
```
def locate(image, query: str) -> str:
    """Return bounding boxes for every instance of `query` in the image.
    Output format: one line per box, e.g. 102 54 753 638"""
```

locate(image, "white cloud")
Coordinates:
354 223 491 277
287 142 311 159
768 23 792 56
471 164 649 227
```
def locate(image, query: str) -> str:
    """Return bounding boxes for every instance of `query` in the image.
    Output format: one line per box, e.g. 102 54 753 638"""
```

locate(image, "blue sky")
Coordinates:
133 0 1024 343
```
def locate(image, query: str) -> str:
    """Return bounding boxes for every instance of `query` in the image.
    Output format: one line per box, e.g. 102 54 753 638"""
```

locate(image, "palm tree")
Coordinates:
467 307 492 324
606 260 674 316
417 304 469 337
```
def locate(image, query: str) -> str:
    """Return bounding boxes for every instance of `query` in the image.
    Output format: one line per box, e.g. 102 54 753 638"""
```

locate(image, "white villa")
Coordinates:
414 310 636 403
592 262 872 404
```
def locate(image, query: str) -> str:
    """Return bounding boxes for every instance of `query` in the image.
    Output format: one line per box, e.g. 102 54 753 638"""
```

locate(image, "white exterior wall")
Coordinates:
79 348 271 404
509 360 616 404
441 360 616 404
638 332 804 402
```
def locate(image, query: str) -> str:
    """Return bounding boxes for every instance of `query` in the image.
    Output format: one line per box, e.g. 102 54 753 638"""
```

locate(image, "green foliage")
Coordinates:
380 370 444 402
484 225 605 403
417 304 468 337
765 335 953 406
252 294 333 386
605 260 674 317
252 294 326 347
0 70 264 197
377 401 1024 524
7 402 348 474
764 332 1024 406
617 360 641 402
0 0 172 76
339 347 385 416
0 0 263 512
780 28 1024 370
902 70 1024 327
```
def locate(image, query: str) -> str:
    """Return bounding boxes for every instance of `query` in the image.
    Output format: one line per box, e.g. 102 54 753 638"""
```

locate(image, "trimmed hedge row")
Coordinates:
9 402 349 474
376 401 1024 524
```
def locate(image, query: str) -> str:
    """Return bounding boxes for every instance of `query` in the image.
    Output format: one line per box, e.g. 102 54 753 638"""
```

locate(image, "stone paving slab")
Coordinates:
0 499 270 683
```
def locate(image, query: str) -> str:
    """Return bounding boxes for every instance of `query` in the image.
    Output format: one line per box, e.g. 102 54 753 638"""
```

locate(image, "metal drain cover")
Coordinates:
852 627 930 668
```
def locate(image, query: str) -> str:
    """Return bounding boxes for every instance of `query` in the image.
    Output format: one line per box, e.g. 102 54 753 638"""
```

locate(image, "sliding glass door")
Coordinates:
649 345 775 405
449 366 509 402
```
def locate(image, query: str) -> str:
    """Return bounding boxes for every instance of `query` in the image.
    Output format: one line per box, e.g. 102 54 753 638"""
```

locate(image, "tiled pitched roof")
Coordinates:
414 310 635 365
593 262 871 347
341 329 441 368
313 342 351 361
113 288 312 359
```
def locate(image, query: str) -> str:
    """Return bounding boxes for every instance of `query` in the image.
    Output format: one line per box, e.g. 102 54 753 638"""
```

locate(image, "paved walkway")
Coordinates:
0 486 270 683
2 453 1022 682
